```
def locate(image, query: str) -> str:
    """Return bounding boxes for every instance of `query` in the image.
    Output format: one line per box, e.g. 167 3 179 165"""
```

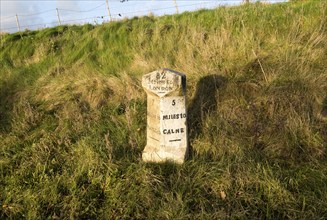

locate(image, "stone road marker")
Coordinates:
142 68 188 164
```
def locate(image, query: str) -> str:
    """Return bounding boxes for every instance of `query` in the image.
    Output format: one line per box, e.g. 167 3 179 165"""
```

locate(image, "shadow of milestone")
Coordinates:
187 74 227 156
322 97 327 145
322 97 327 118
0 78 20 133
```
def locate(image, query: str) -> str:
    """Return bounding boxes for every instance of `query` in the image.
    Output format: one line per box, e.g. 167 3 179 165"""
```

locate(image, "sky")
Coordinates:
0 0 287 33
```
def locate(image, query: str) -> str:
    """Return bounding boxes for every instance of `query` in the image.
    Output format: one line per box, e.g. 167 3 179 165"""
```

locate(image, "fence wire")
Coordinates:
0 0 286 33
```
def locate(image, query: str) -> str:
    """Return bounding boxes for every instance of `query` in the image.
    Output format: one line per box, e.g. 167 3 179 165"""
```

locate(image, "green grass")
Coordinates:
1 0 327 218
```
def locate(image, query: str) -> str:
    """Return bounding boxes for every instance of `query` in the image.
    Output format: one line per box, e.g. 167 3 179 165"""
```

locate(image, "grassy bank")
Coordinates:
1 0 327 218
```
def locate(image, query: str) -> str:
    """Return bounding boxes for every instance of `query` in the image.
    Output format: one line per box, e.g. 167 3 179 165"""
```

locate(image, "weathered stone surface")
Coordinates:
142 68 188 164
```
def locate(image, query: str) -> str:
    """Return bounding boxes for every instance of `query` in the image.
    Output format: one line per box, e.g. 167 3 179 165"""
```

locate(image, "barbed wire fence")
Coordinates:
0 0 279 33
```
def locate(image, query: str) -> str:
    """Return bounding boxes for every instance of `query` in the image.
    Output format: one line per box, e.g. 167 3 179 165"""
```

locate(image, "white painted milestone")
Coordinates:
142 68 188 164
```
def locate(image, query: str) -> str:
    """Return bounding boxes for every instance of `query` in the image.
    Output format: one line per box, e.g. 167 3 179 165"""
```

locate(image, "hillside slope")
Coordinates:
1 0 327 218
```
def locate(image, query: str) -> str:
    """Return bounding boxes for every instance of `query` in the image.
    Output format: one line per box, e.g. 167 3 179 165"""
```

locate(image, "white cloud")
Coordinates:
0 0 81 32
0 1 46 32
55 0 82 25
